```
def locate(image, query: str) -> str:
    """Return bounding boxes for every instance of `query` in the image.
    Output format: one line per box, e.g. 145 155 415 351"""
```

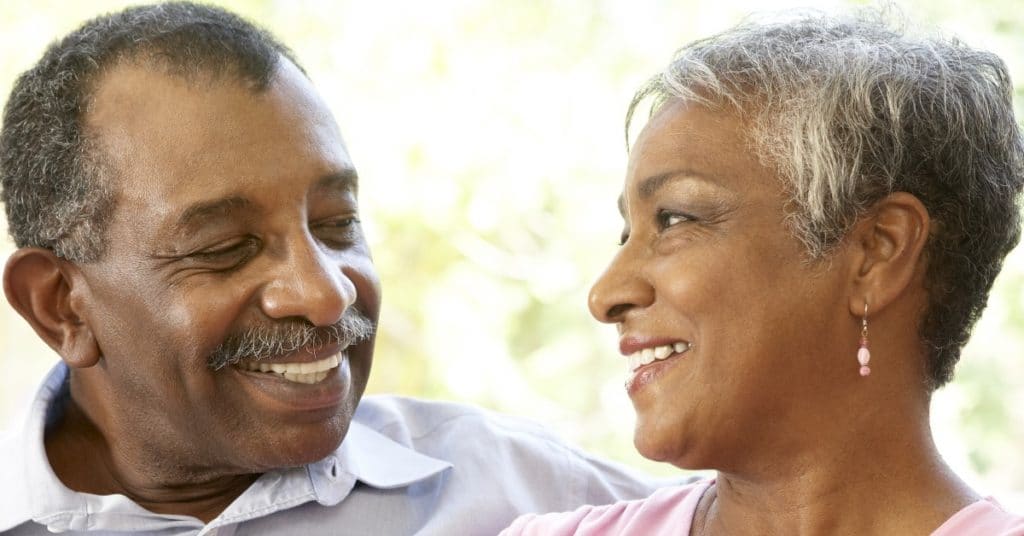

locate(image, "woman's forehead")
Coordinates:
623 101 773 204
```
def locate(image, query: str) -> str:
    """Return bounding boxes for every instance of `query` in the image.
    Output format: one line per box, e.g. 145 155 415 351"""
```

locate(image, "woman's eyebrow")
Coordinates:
637 169 712 200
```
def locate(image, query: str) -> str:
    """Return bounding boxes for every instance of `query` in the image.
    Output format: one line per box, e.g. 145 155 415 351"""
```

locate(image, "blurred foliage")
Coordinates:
1 0 1021 508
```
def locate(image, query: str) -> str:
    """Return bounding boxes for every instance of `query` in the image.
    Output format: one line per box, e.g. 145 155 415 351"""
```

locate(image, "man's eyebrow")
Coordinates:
173 196 254 234
312 169 359 195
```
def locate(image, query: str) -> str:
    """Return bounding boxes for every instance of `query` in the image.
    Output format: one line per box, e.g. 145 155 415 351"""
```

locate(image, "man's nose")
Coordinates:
588 246 655 324
259 237 355 327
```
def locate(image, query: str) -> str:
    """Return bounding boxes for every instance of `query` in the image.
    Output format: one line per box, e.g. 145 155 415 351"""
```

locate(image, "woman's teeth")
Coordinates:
627 342 690 372
235 353 340 384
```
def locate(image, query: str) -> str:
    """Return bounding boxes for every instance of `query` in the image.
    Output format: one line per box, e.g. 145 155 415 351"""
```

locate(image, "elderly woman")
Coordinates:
502 10 1024 536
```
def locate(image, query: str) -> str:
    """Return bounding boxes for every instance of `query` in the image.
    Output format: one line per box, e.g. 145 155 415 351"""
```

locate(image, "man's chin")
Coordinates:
247 415 352 470
218 357 368 470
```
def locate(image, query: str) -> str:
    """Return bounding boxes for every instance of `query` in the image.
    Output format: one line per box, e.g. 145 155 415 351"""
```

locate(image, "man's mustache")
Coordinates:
207 308 375 370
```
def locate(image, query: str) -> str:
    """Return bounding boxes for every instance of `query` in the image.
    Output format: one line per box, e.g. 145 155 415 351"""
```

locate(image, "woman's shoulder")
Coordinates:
932 497 1024 535
499 479 714 536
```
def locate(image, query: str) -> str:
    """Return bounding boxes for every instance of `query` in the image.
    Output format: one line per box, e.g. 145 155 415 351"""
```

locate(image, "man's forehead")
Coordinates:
81 60 359 247
88 62 353 192
88 61 329 143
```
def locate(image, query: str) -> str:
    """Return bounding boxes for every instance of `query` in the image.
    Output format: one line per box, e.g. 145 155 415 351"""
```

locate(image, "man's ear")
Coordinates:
846 192 930 316
3 248 100 368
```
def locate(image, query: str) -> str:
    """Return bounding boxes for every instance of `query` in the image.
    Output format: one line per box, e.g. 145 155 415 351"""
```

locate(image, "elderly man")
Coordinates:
0 3 660 534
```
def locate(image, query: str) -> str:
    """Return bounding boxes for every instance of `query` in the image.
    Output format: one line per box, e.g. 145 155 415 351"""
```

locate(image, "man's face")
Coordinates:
72 59 381 474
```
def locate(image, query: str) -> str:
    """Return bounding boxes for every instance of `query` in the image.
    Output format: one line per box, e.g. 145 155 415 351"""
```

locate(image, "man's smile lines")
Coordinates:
235 353 340 384
627 342 690 372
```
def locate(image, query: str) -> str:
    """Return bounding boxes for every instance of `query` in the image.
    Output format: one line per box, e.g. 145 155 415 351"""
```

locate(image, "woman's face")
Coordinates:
589 99 854 470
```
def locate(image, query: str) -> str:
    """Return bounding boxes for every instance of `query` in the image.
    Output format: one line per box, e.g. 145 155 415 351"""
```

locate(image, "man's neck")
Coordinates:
44 395 259 524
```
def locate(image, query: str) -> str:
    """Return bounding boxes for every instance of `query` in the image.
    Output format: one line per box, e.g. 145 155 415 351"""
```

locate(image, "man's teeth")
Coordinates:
627 342 690 372
236 353 340 384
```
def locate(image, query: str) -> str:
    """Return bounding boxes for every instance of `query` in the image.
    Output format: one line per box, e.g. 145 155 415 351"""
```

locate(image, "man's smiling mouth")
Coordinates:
233 352 341 384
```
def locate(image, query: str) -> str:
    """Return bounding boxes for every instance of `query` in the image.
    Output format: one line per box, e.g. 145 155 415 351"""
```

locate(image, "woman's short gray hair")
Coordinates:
628 9 1024 389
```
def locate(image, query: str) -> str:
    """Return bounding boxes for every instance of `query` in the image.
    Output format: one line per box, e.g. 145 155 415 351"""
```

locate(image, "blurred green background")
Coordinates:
1 0 1022 510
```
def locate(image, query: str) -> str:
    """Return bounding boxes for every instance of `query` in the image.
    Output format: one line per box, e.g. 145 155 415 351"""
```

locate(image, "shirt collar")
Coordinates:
337 419 453 488
1 361 451 531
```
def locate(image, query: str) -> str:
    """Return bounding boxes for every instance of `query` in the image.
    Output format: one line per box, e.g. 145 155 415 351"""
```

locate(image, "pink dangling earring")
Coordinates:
858 301 871 377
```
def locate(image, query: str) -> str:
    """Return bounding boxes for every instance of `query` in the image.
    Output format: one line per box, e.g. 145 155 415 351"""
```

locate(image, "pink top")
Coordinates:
500 480 1024 535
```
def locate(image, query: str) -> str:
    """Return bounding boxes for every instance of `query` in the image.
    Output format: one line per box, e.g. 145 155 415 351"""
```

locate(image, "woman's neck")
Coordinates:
692 402 978 536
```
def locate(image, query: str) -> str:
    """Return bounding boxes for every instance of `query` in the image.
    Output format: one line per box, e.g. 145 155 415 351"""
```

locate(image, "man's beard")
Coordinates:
207 307 375 370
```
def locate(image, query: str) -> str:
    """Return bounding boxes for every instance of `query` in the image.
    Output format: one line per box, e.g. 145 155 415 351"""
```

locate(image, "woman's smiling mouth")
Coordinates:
626 342 691 373
624 341 692 395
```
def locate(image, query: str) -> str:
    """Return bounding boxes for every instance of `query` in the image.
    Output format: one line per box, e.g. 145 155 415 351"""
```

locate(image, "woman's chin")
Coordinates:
633 415 719 471
635 430 693 468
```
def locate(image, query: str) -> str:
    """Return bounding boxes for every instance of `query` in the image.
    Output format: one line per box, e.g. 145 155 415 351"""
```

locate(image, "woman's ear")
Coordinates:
3 248 101 368
846 192 931 316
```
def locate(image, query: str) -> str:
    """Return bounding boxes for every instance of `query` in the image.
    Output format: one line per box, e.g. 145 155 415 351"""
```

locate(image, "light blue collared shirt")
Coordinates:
1 363 664 535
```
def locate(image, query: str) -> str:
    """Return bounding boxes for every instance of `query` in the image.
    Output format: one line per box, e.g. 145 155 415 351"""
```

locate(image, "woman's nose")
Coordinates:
588 246 654 324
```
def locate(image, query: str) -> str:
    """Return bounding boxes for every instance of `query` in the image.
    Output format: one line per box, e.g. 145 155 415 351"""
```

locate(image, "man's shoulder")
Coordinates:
350 395 669 527
354 395 570 452
352 394 665 491
0 421 33 530
0 426 20 481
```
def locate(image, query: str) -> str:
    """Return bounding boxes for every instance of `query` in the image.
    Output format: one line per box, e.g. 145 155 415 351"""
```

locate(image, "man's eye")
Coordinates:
657 210 694 229
314 217 362 246
191 238 259 266
321 217 360 229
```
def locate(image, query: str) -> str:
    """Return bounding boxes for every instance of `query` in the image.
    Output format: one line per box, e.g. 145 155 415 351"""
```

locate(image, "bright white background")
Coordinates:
2 0 1022 511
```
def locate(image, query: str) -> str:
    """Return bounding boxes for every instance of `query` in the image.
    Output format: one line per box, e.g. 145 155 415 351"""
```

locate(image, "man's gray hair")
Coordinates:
0 2 303 262
628 9 1024 388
